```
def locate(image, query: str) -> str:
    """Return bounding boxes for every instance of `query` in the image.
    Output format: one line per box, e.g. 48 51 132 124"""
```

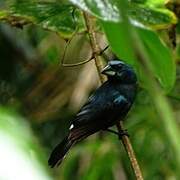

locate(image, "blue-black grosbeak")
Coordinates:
48 60 137 167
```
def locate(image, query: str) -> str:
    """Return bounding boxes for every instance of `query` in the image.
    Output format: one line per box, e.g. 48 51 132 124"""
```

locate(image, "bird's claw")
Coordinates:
118 129 129 139
105 128 129 138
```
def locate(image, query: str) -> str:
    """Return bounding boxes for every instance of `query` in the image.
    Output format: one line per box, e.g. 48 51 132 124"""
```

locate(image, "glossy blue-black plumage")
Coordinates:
48 60 137 167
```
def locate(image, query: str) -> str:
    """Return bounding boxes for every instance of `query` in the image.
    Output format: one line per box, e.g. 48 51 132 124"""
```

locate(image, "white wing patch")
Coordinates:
69 124 74 130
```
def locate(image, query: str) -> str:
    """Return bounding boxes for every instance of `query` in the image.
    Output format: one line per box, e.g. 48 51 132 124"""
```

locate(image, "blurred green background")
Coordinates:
0 0 179 180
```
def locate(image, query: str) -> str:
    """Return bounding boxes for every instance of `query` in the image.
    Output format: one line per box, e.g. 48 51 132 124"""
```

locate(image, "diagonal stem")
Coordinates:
83 12 143 180
83 12 106 83
117 122 143 180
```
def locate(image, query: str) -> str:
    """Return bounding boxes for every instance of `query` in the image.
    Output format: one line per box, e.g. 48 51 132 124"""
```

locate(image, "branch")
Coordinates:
83 12 143 180
83 12 106 83
117 122 143 180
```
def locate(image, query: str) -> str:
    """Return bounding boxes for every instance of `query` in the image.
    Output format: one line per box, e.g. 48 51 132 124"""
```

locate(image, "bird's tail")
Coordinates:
48 136 74 168
48 126 95 167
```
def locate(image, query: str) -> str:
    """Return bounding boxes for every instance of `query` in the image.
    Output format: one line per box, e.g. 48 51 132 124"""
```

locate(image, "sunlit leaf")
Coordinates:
70 0 177 29
0 2 83 37
131 0 166 7
145 0 166 7
129 3 177 29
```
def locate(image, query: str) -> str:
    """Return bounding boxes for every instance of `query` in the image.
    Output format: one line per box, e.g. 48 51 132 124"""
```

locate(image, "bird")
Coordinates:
48 60 137 168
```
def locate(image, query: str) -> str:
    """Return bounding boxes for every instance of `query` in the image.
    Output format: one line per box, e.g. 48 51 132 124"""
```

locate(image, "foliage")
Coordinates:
0 107 52 180
0 0 179 180
0 1 85 37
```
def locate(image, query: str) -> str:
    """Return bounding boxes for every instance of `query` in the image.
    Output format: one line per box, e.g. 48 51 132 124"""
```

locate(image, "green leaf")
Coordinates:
70 0 121 22
137 28 176 91
131 0 166 7
129 3 177 30
70 0 177 29
101 21 136 65
100 0 176 91
0 2 83 37
102 21 176 91
0 0 177 35
145 0 166 7
130 0 147 3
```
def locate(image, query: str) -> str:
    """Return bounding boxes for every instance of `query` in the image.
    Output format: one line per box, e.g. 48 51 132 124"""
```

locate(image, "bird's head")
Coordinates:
101 60 137 84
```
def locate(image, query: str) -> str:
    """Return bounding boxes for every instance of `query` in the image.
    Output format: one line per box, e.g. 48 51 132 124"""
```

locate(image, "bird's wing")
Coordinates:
113 95 129 106
75 93 129 122
68 91 130 141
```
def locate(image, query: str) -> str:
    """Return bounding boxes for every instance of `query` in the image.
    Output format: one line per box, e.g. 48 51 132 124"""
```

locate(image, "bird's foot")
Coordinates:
118 129 129 139
105 128 119 136
105 128 129 138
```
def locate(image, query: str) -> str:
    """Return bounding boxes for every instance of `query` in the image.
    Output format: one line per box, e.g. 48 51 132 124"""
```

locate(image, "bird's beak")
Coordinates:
101 64 116 76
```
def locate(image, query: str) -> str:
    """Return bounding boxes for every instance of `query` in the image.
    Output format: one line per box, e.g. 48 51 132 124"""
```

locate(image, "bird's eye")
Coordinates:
118 64 122 68
110 64 122 71
109 61 124 70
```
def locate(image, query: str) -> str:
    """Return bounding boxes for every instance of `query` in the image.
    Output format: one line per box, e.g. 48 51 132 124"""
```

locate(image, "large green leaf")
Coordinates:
101 21 176 91
101 21 136 65
100 1 176 91
70 0 177 29
0 1 83 37
136 28 176 91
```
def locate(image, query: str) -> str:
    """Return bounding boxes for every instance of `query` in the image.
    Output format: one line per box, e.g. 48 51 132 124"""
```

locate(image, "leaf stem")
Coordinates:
83 12 143 180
